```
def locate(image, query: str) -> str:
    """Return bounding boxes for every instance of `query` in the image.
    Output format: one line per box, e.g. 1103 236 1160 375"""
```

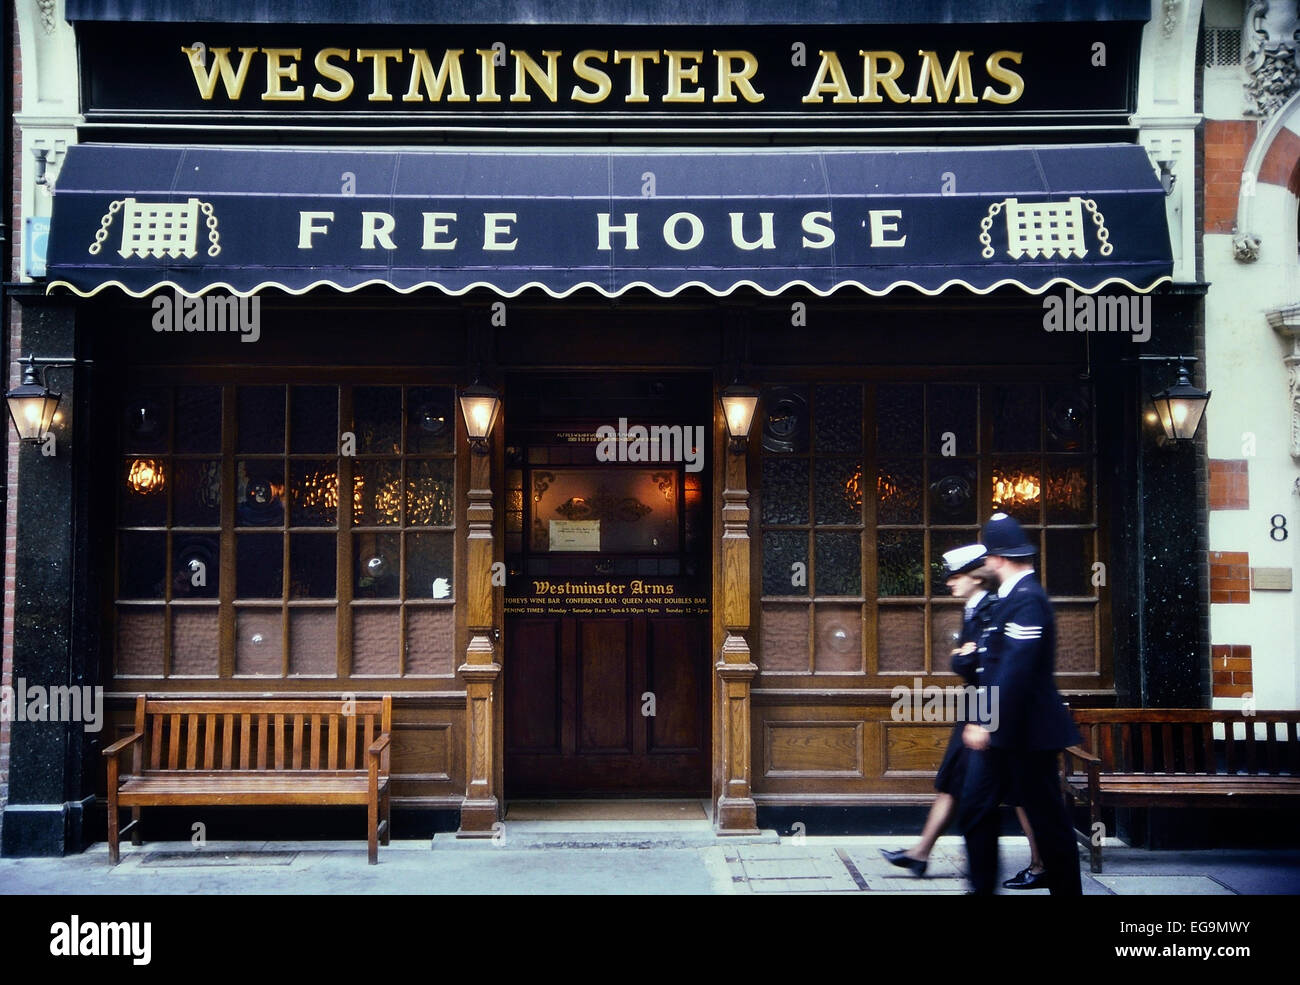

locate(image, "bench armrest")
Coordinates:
102 732 144 758
1065 744 1100 764
368 734 390 757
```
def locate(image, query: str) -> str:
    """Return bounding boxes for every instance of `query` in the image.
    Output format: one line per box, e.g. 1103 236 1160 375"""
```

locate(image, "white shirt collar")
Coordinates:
997 568 1035 598
965 589 987 612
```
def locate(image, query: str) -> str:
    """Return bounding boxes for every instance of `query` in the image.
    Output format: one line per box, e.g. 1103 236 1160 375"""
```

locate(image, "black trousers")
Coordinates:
957 746 1082 896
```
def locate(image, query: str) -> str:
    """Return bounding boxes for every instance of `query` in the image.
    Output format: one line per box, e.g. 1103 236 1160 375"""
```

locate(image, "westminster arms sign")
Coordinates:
79 22 1138 131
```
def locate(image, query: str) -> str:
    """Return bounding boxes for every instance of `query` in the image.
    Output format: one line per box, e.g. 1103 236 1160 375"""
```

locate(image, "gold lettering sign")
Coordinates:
180 45 1025 107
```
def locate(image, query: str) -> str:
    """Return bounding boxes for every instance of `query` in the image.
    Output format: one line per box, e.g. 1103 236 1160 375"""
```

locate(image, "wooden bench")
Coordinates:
1061 709 1300 872
103 696 392 864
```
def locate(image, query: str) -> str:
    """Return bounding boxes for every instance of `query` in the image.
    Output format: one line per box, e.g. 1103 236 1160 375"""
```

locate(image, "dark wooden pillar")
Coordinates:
457 437 501 836
715 421 759 834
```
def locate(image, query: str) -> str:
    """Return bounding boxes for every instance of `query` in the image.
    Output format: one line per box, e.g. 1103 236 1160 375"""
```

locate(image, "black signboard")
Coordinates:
79 21 1140 133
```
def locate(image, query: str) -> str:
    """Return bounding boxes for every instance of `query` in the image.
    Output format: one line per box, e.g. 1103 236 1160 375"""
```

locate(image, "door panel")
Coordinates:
646 619 704 753
577 619 633 753
505 619 562 753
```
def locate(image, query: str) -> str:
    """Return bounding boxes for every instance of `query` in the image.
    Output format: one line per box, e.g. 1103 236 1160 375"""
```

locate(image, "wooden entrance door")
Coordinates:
502 374 712 797
506 614 710 795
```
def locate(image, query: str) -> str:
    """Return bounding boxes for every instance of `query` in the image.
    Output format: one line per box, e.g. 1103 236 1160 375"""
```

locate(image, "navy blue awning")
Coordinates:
65 1 1152 25
45 143 1173 299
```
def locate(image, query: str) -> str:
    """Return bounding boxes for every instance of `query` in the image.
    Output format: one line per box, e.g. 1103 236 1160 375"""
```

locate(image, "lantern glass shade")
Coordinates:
1150 365 1210 442
458 385 501 444
720 385 760 441
6 381 61 443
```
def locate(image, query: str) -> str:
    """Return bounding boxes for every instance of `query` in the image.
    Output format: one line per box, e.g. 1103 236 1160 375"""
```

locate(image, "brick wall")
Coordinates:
1204 119 1255 233
1208 458 1249 509
1211 644 1253 699
1209 550 1251 604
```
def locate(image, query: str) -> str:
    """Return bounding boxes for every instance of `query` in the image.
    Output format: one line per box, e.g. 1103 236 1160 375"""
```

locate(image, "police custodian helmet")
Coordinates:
980 513 1038 558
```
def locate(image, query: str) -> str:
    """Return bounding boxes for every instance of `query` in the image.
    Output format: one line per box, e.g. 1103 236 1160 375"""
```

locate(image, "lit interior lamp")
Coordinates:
1150 359 1211 443
720 382 760 452
459 382 502 453
5 356 62 443
127 458 165 495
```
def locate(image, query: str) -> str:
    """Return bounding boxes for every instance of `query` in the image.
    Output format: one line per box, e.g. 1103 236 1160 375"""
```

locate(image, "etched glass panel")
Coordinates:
406 532 455 600
761 457 809 525
407 386 454 454
815 531 861 596
291 385 338 454
119 531 166 599
927 384 977 456
173 459 221 527
876 384 922 454
174 386 221 453
814 384 862 453
876 459 922 525
991 384 1041 452
814 458 862 526
762 530 808 596
878 529 924 597
237 386 285 454
353 386 402 455
406 459 455 526
290 533 337 599
236 532 283 598
354 532 400 599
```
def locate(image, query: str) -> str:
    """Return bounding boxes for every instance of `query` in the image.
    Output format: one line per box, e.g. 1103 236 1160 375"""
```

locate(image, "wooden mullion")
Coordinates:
399 392 408 674
219 385 238 679
339 386 354 680
282 387 292 678
862 383 878 677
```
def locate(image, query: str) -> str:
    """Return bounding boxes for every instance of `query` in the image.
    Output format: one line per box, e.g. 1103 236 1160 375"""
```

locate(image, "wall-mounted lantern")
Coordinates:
5 355 66 443
1149 357 1211 443
720 382 760 452
459 381 502 453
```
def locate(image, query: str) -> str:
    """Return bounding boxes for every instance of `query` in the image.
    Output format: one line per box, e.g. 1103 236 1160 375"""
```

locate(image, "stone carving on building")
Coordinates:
1233 231 1263 261
1163 0 1182 37
1265 304 1300 459
37 0 57 34
1245 1 1300 118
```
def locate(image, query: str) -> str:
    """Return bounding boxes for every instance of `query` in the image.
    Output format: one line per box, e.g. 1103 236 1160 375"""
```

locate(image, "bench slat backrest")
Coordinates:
1072 709 1300 778
133 698 390 775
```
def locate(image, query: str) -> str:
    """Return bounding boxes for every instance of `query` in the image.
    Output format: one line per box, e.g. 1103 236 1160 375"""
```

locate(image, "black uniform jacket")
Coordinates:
979 574 1081 751
951 591 998 685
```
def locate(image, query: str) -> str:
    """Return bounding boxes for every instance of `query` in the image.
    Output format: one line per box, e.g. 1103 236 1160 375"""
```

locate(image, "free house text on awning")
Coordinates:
45 143 1173 298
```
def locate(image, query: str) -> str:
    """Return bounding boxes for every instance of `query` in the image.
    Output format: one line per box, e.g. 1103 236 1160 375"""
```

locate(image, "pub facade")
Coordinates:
1 0 1210 854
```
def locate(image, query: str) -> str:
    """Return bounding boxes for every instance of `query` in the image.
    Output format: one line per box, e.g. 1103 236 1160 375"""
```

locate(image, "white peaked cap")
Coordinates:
942 544 988 576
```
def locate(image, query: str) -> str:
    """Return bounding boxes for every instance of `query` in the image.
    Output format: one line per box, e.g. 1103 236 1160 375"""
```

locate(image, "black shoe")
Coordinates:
1002 865 1049 890
880 848 928 877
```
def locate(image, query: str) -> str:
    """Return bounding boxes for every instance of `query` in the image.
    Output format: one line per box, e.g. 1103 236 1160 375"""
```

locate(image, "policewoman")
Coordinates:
880 544 1000 875
957 513 1083 896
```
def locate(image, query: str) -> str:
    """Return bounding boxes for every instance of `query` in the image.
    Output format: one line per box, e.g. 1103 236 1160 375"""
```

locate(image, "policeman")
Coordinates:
957 513 1082 896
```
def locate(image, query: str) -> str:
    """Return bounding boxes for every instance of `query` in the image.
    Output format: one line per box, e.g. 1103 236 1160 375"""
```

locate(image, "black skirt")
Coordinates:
934 722 968 794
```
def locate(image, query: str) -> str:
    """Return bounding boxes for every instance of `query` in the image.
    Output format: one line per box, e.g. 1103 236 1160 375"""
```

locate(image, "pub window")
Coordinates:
114 383 458 681
756 381 1099 679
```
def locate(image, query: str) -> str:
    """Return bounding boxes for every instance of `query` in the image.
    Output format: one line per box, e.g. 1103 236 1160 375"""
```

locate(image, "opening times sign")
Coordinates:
80 22 1138 130
505 579 710 616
